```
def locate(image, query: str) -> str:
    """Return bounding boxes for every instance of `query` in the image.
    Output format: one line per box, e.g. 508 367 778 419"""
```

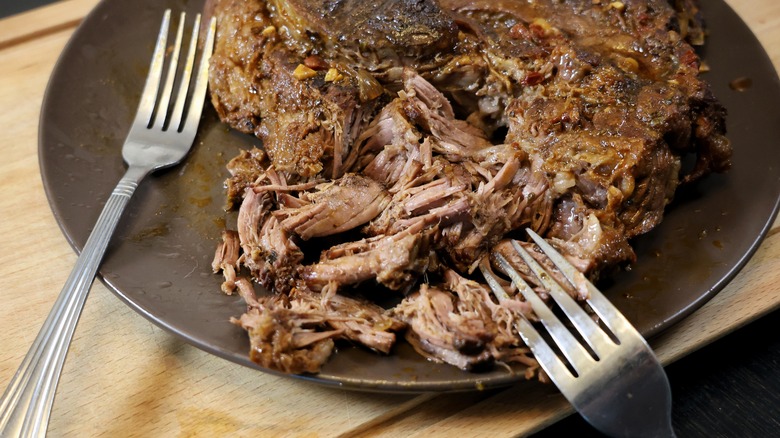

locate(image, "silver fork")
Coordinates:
481 230 675 438
0 11 216 438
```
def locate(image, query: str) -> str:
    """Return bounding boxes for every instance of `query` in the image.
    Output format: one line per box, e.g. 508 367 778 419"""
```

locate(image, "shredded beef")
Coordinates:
207 0 730 375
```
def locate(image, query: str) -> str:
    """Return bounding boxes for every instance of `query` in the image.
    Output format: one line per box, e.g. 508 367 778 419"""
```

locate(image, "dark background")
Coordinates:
3 2 778 436
0 0 59 17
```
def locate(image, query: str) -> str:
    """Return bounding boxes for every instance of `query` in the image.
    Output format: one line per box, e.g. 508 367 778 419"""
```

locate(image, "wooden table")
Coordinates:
1 0 778 436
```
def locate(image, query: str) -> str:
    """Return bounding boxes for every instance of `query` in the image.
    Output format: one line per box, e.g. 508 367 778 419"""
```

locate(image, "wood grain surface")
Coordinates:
0 0 778 436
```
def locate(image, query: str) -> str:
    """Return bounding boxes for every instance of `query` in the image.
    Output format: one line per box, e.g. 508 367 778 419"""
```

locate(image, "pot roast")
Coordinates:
207 0 731 375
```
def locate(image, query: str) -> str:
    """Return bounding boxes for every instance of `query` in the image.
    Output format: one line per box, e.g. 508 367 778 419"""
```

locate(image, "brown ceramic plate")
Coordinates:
39 0 780 392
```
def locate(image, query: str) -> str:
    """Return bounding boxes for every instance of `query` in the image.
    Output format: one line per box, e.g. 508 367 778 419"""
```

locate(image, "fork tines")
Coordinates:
134 10 216 135
484 240 591 383
481 230 645 382
481 229 675 437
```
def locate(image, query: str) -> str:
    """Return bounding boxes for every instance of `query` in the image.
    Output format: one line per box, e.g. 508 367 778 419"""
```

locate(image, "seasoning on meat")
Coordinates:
207 0 731 375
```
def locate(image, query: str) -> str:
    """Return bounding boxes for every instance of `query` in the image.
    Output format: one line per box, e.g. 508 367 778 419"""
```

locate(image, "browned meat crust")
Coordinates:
208 0 382 178
208 0 731 375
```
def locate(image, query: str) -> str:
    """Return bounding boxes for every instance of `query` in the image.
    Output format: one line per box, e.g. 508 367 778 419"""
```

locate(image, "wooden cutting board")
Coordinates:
0 0 778 436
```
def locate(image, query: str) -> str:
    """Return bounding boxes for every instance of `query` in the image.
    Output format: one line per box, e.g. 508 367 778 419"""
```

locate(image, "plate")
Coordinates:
39 0 780 392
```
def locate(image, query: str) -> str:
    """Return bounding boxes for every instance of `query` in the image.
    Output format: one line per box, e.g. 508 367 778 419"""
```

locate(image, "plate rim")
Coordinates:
37 0 780 393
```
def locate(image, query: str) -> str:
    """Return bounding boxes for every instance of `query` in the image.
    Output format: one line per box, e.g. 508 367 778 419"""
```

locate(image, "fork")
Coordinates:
0 10 216 437
481 230 675 438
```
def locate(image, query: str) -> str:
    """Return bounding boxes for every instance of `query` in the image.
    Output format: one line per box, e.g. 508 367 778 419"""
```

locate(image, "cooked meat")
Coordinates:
208 0 380 178
224 147 267 209
274 174 390 240
266 0 459 81
299 225 435 293
304 287 406 354
232 298 339 374
430 0 729 274
236 187 303 293
212 230 241 295
358 73 554 272
209 0 731 375
443 269 538 371
229 284 404 374
393 268 543 371
393 271 497 370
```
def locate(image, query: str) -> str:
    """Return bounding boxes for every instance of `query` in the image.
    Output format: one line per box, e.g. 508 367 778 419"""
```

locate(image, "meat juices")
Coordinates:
208 0 731 374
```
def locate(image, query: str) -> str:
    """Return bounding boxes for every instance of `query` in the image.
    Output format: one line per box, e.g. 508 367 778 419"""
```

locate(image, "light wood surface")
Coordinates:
0 0 778 436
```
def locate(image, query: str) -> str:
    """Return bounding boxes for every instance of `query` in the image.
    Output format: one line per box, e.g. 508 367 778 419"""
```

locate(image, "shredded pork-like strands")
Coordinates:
207 0 730 376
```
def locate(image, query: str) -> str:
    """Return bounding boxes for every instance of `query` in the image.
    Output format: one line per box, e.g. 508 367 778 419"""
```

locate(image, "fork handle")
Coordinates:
0 165 149 438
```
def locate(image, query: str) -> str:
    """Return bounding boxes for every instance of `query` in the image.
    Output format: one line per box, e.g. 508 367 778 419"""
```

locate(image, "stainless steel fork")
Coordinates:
481 230 675 438
0 11 216 437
